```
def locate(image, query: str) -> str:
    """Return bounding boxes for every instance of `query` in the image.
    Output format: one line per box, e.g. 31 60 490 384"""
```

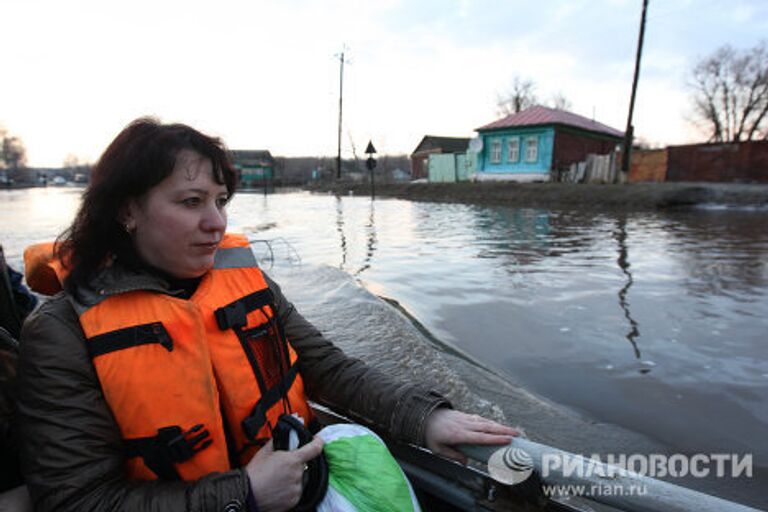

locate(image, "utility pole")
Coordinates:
621 0 649 181
336 47 346 180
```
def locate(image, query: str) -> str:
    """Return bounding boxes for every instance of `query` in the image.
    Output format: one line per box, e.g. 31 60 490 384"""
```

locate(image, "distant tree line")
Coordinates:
0 126 95 186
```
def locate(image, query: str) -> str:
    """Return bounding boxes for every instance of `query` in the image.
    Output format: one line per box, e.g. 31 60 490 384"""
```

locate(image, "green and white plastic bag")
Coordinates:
316 424 421 512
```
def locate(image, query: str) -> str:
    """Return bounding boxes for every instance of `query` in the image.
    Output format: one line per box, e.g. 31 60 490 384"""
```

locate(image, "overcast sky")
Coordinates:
2 0 767 167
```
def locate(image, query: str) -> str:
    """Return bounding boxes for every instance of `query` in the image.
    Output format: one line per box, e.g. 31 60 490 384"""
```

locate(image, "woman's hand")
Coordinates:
245 436 324 512
424 408 519 464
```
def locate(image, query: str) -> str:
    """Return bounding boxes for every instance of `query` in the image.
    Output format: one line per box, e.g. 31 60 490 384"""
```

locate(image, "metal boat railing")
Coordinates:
313 404 762 512
460 439 761 512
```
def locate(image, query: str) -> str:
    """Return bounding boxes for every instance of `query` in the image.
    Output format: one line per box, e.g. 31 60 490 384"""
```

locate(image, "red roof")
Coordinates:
477 105 624 138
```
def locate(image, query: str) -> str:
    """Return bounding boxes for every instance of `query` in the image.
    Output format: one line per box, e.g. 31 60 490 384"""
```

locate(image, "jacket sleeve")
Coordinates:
15 295 251 512
264 274 450 445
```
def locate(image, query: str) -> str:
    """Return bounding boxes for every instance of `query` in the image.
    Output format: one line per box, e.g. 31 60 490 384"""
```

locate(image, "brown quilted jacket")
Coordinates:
16 267 447 512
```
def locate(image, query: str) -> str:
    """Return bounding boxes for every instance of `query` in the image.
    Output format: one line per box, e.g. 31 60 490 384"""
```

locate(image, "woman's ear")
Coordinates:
120 200 138 234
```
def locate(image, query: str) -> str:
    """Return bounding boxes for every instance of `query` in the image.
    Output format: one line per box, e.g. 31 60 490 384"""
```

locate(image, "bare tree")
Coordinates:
548 91 573 111
690 41 768 142
1 131 27 170
497 76 537 116
63 154 80 169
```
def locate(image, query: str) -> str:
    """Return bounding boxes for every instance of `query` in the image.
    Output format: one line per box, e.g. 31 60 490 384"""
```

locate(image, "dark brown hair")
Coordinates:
56 117 237 292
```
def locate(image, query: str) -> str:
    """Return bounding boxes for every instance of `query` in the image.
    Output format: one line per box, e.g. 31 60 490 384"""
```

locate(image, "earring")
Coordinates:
124 223 133 234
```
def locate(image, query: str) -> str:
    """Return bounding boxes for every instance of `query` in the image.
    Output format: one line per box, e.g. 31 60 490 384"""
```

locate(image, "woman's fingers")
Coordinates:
425 409 521 463
453 430 515 446
451 411 520 436
246 436 324 512
463 416 519 436
295 436 325 462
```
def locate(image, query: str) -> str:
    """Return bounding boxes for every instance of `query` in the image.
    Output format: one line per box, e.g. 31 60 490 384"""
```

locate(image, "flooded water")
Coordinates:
2 187 767 507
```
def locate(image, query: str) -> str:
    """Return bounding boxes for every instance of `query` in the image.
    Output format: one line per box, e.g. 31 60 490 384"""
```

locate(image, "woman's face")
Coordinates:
124 149 229 279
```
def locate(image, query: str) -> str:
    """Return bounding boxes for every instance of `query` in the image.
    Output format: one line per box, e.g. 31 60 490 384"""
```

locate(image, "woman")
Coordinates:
16 118 517 512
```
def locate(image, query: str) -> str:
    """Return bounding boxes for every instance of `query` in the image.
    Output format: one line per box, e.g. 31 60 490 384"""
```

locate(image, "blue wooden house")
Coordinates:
473 105 623 182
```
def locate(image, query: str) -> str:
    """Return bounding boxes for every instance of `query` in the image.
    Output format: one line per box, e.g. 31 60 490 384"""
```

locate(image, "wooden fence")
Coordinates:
560 152 623 184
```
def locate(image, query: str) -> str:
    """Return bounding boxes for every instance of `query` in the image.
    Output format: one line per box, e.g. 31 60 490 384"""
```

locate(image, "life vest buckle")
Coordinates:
124 424 212 480
164 424 212 461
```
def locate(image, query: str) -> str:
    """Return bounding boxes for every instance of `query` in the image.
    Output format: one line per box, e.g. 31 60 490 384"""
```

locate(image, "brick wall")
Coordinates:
629 149 668 182
667 141 768 182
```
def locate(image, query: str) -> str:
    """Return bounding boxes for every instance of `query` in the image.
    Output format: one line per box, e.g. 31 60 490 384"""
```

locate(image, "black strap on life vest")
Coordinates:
241 365 299 441
272 414 329 511
214 289 273 330
214 290 299 444
123 424 212 480
87 322 173 358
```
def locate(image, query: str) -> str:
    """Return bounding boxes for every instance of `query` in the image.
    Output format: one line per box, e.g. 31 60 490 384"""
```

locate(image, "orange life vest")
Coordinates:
23 241 67 296
26 234 313 481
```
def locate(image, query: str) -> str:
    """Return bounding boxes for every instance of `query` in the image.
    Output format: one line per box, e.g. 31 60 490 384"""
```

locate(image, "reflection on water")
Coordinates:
0 188 82 263
335 196 347 269
614 216 641 361
3 188 768 474
353 201 377 277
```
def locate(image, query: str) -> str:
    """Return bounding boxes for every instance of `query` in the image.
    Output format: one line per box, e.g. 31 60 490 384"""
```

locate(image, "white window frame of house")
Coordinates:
525 136 539 163
490 138 502 163
507 137 520 163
